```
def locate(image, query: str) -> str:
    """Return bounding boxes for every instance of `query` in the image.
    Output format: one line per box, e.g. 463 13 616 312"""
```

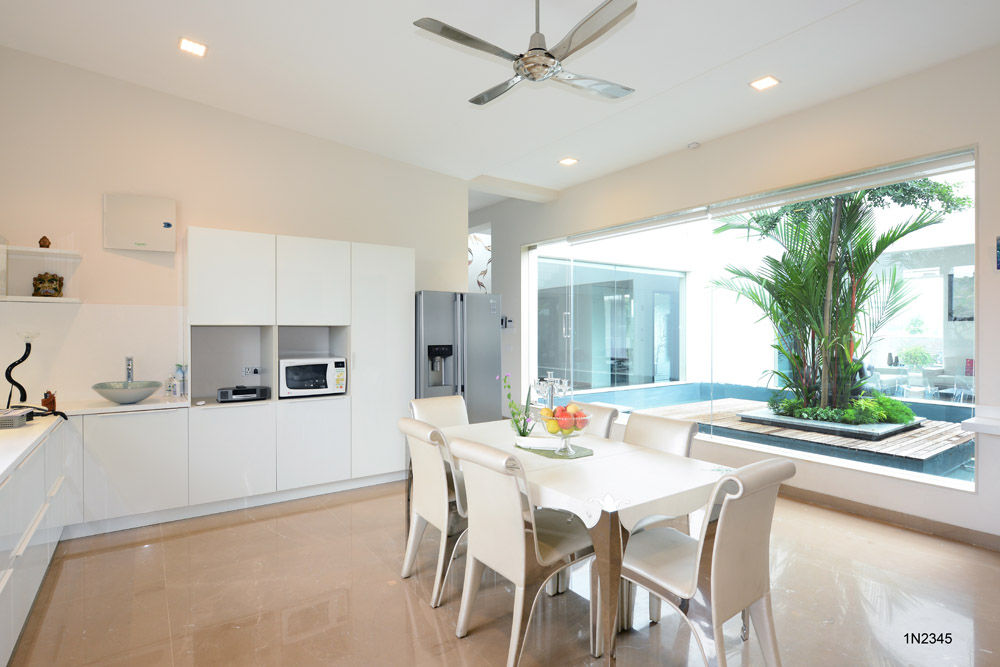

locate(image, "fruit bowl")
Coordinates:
531 403 590 455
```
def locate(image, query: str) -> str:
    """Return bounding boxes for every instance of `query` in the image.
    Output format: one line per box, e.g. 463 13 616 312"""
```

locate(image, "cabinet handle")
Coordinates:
11 504 49 560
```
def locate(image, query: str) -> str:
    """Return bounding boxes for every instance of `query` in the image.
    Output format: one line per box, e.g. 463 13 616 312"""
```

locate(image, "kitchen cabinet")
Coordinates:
188 227 276 325
83 409 188 522
277 397 351 491
276 235 351 325
189 402 276 505
350 242 414 478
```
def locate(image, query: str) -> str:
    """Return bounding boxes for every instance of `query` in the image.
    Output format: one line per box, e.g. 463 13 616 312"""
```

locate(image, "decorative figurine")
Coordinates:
38 236 51 248
42 391 56 413
32 272 64 297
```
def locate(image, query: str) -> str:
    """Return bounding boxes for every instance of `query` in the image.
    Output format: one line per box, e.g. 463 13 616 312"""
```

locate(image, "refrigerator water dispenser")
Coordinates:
427 344 453 387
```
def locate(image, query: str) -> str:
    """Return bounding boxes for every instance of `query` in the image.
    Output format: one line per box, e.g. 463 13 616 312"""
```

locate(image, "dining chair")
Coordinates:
398 417 468 608
405 396 470 537
410 395 470 428
621 458 795 666
620 412 698 626
573 402 619 438
449 437 597 667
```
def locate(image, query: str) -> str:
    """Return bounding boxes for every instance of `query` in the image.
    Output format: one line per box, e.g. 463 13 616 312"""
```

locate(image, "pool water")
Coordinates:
557 382 975 482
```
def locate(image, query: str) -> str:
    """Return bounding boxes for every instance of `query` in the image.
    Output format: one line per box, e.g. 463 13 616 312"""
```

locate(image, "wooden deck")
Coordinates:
638 398 974 462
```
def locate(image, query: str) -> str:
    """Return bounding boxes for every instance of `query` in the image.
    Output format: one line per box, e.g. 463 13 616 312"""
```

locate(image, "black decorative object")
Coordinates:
5 341 31 409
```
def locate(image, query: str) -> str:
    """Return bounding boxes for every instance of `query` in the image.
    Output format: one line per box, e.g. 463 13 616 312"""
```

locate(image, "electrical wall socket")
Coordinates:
242 366 261 376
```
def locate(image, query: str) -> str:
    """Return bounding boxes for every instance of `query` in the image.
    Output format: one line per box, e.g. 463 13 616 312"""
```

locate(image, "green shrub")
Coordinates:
900 345 935 368
874 392 915 424
768 390 913 425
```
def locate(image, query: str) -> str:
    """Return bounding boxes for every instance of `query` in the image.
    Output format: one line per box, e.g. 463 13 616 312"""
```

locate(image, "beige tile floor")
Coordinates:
10 481 1000 666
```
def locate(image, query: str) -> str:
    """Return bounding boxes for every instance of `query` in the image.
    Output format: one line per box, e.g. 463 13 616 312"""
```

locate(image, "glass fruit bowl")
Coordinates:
531 403 590 456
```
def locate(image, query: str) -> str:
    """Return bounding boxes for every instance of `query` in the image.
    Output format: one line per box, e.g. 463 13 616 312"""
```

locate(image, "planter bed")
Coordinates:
737 408 925 441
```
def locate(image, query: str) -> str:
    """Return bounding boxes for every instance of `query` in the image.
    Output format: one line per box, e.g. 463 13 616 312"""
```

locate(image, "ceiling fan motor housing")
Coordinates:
515 32 559 81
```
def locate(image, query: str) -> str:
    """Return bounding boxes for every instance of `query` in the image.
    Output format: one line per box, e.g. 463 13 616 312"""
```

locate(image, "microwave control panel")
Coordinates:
333 360 347 393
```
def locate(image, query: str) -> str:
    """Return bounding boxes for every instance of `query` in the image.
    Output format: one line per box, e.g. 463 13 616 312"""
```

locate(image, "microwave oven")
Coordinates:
278 356 347 398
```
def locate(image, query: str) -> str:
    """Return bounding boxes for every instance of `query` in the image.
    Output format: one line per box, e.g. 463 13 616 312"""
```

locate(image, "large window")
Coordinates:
537 257 683 391
530 159 976 483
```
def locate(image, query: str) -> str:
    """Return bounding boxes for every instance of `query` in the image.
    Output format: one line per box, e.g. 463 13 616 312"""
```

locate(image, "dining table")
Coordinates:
441 420 729 665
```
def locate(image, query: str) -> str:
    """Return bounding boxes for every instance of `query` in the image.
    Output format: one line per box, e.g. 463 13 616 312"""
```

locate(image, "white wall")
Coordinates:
0 46 468 401
474 44 1000 538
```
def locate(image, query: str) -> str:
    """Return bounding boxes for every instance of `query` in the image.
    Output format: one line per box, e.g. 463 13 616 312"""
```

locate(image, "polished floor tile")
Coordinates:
10 482 1000 666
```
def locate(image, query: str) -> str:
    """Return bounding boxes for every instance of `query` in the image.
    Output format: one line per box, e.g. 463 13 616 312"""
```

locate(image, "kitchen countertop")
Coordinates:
0 413 62 485
60 396 190 416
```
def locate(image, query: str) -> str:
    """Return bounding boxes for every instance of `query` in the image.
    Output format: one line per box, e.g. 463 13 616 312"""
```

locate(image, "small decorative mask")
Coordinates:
32 272 64 297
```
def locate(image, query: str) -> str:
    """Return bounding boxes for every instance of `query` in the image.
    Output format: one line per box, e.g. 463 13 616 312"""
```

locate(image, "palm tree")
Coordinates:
715 190 942 409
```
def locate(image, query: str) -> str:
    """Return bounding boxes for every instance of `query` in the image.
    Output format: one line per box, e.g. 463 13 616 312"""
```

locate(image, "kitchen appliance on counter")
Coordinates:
415 291 501 423
217 385 271 403
278 356 347 398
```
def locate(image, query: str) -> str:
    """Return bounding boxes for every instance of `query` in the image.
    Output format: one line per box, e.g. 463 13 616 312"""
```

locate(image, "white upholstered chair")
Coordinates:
410 395 470 428
449 437 596 667
398 418 467 608
405 396 469 540
621 458 795 666
621 412 698 624
573 402 619 439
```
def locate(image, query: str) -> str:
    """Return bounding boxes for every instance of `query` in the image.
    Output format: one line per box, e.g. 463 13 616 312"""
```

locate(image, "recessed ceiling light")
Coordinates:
558 157 579 166
179 38 208 57
749 75 780 91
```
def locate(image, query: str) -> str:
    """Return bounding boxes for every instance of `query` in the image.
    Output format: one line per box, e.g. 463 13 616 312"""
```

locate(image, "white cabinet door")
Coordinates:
350 243 414 478
0 569 12 667
276 235 351 325
83 409 189 522
188 227 276 325
189 403 276 505
277 397 351 490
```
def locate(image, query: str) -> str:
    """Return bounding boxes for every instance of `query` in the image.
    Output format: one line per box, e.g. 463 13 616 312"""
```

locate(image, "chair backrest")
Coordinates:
573 403 619 438
410 396 470 428
448 438 537 582
709 459 795 624
398 418 454 530
623 413 696 457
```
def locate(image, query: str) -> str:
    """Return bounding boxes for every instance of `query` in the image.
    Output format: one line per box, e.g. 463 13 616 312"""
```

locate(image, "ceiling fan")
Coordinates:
414 0 637 105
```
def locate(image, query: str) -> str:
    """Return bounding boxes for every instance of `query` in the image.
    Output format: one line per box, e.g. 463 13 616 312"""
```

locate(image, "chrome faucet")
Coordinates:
125 356 134 383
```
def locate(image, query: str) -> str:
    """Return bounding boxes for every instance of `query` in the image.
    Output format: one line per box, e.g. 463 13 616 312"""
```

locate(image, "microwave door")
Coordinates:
284 363 329 396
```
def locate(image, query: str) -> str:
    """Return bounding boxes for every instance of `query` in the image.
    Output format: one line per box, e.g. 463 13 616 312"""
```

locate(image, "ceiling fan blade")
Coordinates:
469 76 523 105
414 17 517 62
551 70 634 98
549 0 637 61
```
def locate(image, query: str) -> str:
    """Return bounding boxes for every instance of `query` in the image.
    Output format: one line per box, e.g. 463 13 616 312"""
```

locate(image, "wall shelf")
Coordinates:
6 246 82 260
0 295 82 304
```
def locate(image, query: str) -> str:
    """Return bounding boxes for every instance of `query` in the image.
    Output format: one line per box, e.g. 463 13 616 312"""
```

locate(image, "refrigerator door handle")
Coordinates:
454 294 464 394
461 296 469 395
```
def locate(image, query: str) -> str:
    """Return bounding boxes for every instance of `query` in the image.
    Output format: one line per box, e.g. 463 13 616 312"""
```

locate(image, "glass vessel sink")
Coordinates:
92 381 162 405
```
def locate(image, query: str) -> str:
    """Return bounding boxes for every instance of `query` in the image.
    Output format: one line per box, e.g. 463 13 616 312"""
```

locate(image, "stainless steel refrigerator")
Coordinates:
415 291 502 423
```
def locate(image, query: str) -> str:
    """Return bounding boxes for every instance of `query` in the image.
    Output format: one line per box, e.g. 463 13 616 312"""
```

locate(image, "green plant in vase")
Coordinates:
500 373 534 436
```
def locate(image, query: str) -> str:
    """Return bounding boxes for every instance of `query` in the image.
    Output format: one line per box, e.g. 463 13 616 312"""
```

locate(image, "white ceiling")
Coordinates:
468 190 509 213
1 1 999 192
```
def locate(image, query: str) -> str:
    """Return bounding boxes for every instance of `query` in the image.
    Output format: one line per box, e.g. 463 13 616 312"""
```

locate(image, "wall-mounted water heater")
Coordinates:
103 193 176 252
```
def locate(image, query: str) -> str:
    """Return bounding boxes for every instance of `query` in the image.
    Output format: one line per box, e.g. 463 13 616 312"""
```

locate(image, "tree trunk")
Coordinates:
819 197 843 408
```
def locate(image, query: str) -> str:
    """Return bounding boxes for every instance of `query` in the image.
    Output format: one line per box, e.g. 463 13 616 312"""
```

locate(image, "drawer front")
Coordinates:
10 503 50 643
4 444 46 566
0 568 13 667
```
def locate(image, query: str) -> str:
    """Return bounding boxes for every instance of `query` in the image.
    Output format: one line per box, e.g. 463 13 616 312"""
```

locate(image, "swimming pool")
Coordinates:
557 382 975 481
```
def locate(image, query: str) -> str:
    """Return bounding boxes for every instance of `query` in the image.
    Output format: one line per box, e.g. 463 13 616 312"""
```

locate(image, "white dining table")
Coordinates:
442 420 729 665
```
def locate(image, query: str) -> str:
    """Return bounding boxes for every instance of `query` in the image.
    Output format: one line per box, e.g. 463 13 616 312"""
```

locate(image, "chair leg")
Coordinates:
713 622 728 667
749 593 782 667
507 581 543 667
456 556 485 638
590 561 602 658
649 594 661 623
618 579 636 632
431 528 466 608
741 607 750 641
401 513 427 579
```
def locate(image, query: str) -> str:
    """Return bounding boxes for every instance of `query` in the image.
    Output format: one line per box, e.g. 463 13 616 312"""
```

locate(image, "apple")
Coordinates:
566 403 581 415
554 405 568 417
574 412 588 429
557 414 575 430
